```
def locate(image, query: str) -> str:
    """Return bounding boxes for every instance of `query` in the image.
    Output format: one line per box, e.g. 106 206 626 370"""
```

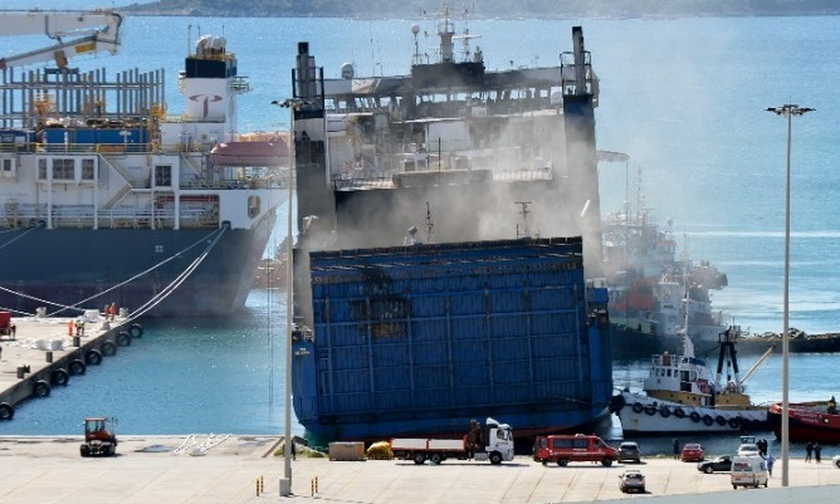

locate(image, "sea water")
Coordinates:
2 13 840 454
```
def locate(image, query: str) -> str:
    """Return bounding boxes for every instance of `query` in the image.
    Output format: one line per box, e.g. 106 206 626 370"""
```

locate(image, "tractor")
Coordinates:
80 417 118 457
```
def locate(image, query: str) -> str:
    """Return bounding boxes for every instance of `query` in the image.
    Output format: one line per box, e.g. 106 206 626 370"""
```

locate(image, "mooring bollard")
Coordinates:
72 336 80 347
16 366 24 379
46 351 53 363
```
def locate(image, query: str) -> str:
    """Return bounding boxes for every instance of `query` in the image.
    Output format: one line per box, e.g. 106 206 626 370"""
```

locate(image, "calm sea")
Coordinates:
2 13 840 455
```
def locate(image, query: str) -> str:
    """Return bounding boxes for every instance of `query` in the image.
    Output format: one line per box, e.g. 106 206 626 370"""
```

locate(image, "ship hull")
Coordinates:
292 238 613 442
0 213 274 317
614 392 767 436
767 402 840 443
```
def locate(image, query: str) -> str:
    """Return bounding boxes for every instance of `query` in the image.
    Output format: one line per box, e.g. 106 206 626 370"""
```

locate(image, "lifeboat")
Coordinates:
210 136 289 167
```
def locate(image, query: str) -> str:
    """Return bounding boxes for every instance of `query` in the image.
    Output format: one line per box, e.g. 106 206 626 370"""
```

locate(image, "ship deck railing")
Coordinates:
2 141 223 156
331 166 552 190
0 203 219 230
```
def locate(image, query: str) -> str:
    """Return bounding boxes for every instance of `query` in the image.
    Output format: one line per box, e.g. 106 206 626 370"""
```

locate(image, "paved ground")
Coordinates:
1 435 839 503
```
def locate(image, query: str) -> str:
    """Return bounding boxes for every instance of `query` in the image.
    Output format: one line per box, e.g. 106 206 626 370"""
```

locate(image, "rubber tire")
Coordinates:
413 452 425 465
429 453 442 465
490 452 502 465
728 417 741 429
85 349 103 366
716 415 727 426
69 359 86 376
558 459 569 467
0 402 13 420
660 406 671 418
702 414 714 426
704 465 714 474
50 369 69 386
644 404 657 416
674 407 686 419
116 331 132 347
632 402 644 413
129 323 144 338
34 380 51 397
602 458 613 467
101 341 118 356
690 411 701 423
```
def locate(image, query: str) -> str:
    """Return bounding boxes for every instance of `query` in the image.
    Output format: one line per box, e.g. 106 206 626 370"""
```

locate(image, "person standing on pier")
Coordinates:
672 439 680 460
814 442 822 463
766 452 775 477
805 441 813 462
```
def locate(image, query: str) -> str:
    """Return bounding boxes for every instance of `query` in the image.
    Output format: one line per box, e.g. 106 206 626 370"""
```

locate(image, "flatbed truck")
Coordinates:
390 417 514 465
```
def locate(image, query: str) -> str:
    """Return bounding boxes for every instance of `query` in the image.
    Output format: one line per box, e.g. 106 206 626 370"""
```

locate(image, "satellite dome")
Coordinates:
341 63 355 79
411 24 420 35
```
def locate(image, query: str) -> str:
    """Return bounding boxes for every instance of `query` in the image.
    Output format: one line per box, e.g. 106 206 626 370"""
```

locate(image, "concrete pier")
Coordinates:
0 435 838 503
0 312 140 419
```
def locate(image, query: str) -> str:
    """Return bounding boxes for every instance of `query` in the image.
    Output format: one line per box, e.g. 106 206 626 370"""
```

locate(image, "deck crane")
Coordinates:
0 9 123 70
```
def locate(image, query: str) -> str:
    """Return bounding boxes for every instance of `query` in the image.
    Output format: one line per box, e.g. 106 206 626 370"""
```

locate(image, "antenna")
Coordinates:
515 201 532 239
425 201 434 243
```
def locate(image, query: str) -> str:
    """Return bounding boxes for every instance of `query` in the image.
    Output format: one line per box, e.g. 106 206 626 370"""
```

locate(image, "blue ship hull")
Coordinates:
292 238 612 441
0 214 274 317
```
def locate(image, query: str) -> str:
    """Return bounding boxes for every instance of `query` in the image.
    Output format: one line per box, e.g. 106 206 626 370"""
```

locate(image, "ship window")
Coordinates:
38 158 47 180
248 195 261 218
81 158 95 180
52 158 74 180
155 165 172 187
1 158 13 175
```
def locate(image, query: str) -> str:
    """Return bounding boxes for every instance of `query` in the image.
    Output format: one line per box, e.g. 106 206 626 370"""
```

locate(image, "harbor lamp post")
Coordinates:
765 103 814 487
271 97 305 497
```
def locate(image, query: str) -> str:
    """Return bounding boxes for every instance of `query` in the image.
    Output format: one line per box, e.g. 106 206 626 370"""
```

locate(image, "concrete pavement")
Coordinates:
1 435 839 503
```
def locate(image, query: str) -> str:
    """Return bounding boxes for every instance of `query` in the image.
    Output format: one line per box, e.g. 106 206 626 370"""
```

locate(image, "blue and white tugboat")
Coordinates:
613 323 769 435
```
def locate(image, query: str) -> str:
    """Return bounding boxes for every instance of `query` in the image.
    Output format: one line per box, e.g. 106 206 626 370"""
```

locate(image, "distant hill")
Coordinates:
118 0 840 19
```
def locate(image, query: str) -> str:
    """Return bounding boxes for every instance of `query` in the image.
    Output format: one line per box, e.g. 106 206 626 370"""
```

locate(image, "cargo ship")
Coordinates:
0 11 286 317
287 12 612 441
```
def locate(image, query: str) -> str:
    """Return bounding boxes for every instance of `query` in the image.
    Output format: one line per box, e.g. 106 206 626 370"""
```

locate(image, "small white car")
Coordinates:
737 443 760 457
832 454 840 469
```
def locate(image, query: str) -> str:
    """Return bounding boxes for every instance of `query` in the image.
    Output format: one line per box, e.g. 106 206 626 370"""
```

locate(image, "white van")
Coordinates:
731 456 768 489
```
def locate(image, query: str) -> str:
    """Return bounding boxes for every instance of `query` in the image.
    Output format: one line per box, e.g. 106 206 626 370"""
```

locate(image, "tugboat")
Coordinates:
612 317 769 435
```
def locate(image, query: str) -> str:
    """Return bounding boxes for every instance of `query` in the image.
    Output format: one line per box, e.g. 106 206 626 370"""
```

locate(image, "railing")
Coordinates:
0 203 220 230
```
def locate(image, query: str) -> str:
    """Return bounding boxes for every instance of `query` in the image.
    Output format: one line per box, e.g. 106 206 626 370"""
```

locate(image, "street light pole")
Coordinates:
271 98 301 496
765 103 814 487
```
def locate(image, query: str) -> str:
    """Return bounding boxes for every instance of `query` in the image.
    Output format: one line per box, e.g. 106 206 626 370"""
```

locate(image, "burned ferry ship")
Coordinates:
287 15 613 441
0 11 285 317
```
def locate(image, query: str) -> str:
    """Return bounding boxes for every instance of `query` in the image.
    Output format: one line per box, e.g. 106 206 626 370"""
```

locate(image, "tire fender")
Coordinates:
116 331 132 347
69 359 86 375
51 368 70 386
101 341 118 356
85 349 103 366
129 323 144 338
34 379 51 397
0 402 14 420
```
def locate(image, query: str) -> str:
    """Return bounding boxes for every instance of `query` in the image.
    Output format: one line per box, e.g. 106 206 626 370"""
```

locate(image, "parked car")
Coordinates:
680 443 704 462
697 455 733 473
618 469 646 493
833 454 840 469
617 441 642 463
737 443 760 457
